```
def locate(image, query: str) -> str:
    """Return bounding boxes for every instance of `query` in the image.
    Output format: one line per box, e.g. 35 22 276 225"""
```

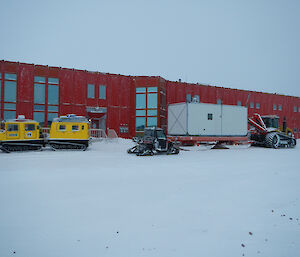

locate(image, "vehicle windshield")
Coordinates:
156 130 166 139
263 117 279 128
144 129 155 138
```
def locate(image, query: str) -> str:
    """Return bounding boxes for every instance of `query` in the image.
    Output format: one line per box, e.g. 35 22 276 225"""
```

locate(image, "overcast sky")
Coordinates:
1 0 299 97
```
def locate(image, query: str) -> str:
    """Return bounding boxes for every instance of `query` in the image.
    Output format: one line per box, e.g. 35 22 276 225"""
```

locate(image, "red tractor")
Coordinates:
248 114 296 148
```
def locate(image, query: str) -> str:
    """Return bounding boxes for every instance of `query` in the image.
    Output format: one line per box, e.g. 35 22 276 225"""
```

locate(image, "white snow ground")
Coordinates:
0 139 299 257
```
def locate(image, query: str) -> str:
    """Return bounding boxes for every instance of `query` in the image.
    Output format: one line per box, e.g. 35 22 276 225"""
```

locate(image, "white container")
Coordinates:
168 103 248 136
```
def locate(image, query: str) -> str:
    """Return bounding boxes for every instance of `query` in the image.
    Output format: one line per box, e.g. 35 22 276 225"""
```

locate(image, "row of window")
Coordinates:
186 94 300 112
88 84 106 99
135 87 158 131
6 123 37 132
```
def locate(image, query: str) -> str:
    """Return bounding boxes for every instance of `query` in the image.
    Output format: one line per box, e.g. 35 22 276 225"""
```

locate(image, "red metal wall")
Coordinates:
1 60 299 139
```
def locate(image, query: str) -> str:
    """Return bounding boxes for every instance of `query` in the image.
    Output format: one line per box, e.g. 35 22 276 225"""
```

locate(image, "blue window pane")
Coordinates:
217 99 222 105
136 87 146 93
147 109 157 116
4 111 16 120
34 105 45 111
99 85 106 99
5 73 17 80
0 73 2 79
147 93 157 108
136 117 146 131
237 101 241 106
88 84 95 98
34 83 45 104
47 112 58 125
148 87 158 93
4 81 17 102
34 76 46 83
186 94 191 103
136 94 146 109
147 117 157 127
256 103 260 109
48 84 59 104
4 103 16 110
48 105 59 112
48 77 59 84
34 112 45 125
136 110 146 116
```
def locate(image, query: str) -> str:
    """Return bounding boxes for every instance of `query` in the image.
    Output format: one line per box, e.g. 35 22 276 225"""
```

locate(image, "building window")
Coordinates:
299 128 300 133
147 94 157 108
4 80 17 102
34 83 45 104
208 113 213 120
136 94 146 109
273 104 277 110
186 94 191 103
192 95 200 103
47 112 58 126
256 103 260 109
34 76 46 83
4 111 16 120
278 105 282 111
298 107 300 112
250 102 254 108
88 84 95 98
136 117 146 131
33 76 59 126
0 74 1 113
237 101 241 106
136 110 146 116
3 73 17 119
4 103 16 110
48 84 59 105
217 99 222 105
147 109 157 116
48 77 59 84
294 128 297 133
33 112 45 126
99 85 106 99
135 87 158 131
294 106 297 112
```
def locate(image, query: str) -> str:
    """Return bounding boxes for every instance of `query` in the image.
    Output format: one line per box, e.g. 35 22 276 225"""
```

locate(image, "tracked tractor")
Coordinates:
248 114 296 148
127 127 180 156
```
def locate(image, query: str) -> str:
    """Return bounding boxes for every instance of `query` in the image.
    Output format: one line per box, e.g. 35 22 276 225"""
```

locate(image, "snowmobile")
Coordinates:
127 127 180 156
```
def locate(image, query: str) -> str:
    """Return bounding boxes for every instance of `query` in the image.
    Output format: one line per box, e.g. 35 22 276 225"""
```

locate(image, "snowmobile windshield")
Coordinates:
156 130 166 139
144 129 155 138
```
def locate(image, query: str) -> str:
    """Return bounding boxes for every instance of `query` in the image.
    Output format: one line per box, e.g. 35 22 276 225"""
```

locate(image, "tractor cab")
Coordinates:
261 115 279 130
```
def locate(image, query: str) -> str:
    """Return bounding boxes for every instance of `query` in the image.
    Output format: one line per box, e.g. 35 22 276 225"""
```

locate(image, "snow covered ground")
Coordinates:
0 139 299 257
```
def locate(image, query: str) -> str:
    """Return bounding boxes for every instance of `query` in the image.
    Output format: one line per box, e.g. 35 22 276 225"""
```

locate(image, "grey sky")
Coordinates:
1 0 299 97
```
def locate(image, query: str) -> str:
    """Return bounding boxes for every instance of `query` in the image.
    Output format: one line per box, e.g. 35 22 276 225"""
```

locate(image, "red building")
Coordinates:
1 60 300 138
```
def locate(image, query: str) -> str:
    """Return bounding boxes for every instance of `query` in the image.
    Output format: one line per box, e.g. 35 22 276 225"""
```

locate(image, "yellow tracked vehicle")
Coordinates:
0 115 44 153
48 114 90 150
